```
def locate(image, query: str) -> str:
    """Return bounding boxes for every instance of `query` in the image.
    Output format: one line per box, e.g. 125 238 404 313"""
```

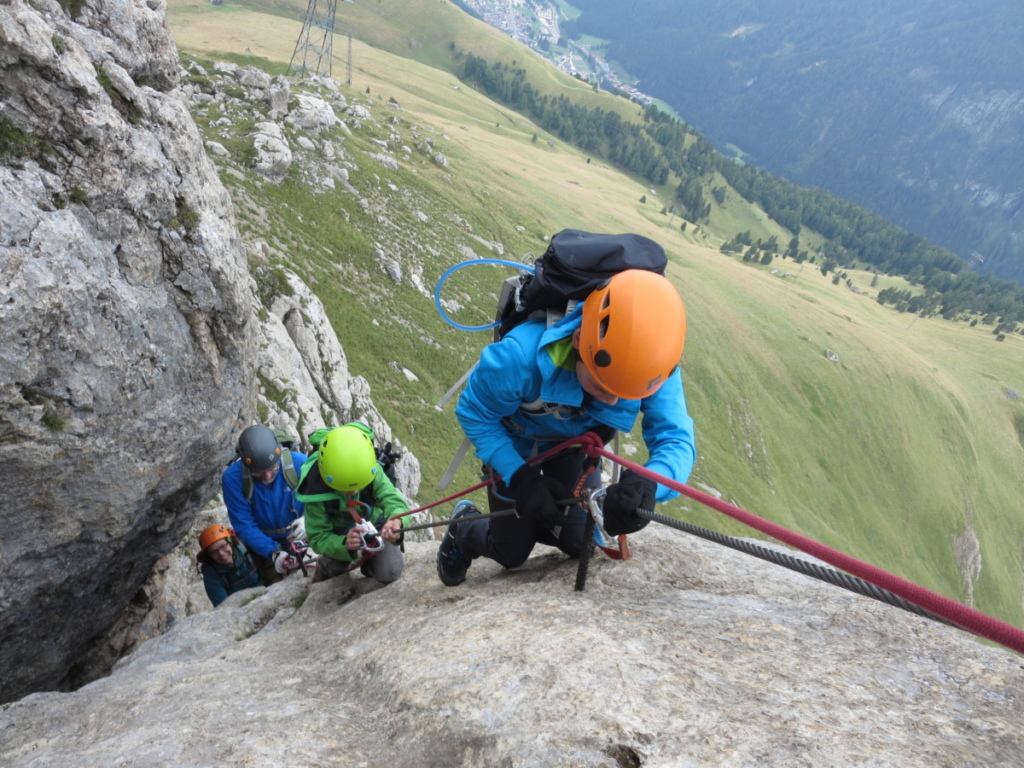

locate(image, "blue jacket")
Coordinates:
222 451 307 559
202 543 262 607
455 308 696 502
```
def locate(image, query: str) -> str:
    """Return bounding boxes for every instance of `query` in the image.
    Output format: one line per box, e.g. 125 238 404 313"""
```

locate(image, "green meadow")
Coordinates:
167 0 1024 630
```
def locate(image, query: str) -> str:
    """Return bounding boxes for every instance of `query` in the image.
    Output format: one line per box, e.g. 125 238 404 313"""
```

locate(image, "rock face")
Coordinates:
1 2 1020 758
0 0 255 701
1 0 431 701
249 263 420 498
1 527 1021 767
57 261 425 691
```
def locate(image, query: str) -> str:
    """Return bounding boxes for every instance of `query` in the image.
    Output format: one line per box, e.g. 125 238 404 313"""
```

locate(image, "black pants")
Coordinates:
455 447 603 569
250 551 284 587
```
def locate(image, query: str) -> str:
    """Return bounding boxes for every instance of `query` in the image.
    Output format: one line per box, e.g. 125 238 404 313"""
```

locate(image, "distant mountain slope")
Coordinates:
566 0 1024 284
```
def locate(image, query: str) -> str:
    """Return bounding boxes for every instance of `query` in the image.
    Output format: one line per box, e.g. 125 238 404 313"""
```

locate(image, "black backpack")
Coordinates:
492 229 667 342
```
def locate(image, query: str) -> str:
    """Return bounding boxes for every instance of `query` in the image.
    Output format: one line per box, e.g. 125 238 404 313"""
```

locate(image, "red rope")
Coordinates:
395 477 493 519
574 434 1024 656
394 439 586 519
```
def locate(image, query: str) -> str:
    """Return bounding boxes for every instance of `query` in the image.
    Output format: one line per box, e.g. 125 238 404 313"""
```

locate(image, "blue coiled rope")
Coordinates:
433 258 535 332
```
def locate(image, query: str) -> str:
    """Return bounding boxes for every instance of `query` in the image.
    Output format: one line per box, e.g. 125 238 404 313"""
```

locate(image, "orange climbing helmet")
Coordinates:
578 269 686 400
198 524 233 551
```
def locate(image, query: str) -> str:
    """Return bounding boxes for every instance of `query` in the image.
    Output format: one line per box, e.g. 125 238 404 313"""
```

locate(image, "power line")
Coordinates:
288 0 339 79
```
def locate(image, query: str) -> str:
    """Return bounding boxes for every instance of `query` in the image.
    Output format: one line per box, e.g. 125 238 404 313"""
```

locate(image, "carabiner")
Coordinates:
585 487 631 561
346 499 383 552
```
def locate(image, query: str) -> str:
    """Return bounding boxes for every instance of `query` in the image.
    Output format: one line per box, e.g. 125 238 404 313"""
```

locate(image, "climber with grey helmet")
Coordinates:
296 423 408 585
222 424 308 586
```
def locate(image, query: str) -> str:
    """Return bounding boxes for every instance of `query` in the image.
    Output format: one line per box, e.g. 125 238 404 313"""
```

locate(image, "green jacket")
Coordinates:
296 449 409 563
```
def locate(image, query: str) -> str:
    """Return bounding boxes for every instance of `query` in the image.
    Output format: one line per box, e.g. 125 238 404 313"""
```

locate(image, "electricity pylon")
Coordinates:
288 0 338 78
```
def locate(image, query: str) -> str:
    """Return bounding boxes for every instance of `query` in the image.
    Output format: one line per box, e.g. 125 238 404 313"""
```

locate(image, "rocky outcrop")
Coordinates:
66 258 426 685
1 527 1021 767
247 260 421 495
0 0 255 701
2 0 432 701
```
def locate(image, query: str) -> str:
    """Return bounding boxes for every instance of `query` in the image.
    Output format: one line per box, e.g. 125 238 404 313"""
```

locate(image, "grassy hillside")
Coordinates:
166 0 1024 630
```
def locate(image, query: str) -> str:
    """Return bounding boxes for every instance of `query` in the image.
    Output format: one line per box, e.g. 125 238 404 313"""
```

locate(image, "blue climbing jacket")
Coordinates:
222 451 307 559
455 306 696 502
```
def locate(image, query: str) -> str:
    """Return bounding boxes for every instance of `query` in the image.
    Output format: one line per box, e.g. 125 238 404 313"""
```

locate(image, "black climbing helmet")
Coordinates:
236 425 282 473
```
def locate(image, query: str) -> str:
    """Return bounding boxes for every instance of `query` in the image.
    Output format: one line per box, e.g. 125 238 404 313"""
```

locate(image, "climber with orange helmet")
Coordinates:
437 257 695 587
196 524 262 607
295 423 409 584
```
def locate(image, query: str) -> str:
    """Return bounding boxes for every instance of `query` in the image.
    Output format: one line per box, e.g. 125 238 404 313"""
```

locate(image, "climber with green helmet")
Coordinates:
296 423 409 584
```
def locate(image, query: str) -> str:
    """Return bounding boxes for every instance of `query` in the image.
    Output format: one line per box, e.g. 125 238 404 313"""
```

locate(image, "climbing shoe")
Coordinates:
436 500 477 587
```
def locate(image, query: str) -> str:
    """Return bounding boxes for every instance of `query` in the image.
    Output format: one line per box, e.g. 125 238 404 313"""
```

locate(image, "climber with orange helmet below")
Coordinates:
296 423 409 585
437 261 696 587
196 524 262 607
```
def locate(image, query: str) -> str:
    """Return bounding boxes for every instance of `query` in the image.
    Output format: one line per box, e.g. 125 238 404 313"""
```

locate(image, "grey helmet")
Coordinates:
237 425 282 472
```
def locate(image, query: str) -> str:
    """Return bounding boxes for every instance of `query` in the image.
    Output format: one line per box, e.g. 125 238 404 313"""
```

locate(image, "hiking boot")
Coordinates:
310 555 331 584
436 500 477 587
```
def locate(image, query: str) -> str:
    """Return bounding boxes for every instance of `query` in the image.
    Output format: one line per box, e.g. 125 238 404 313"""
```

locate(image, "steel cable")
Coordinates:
637 509 953 626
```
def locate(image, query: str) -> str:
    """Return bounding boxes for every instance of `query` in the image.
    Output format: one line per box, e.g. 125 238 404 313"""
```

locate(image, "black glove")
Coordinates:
377 442 400 475
602 470 656 536
509 464 574 528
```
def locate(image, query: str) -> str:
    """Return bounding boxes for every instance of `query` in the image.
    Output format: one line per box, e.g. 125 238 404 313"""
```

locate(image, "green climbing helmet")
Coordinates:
318 424 378 492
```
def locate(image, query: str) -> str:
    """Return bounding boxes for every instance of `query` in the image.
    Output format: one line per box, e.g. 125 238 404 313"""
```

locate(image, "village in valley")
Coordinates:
457 0 655 106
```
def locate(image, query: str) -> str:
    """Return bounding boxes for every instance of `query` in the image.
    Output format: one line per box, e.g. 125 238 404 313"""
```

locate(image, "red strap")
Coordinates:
596 535 631 561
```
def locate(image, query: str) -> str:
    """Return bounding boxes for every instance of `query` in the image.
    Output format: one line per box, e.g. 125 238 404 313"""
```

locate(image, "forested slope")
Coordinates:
566 0 1024 284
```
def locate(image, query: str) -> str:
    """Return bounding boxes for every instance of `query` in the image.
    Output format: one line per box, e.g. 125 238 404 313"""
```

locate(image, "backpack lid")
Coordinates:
498 230 668 340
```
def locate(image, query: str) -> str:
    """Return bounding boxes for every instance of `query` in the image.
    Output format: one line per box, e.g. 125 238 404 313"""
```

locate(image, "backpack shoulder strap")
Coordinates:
359 483 377 509
241 462 253 502
280 450 298 491
237 541 257 573
240 453 298 502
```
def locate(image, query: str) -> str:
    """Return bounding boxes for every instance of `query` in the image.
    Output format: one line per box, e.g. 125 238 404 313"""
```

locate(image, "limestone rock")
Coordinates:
0 0 253 701
253 268 421 501
237 64 271 92
286 93 338 133
1 528 1020 766
250 121 293 181
267 75 290 119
